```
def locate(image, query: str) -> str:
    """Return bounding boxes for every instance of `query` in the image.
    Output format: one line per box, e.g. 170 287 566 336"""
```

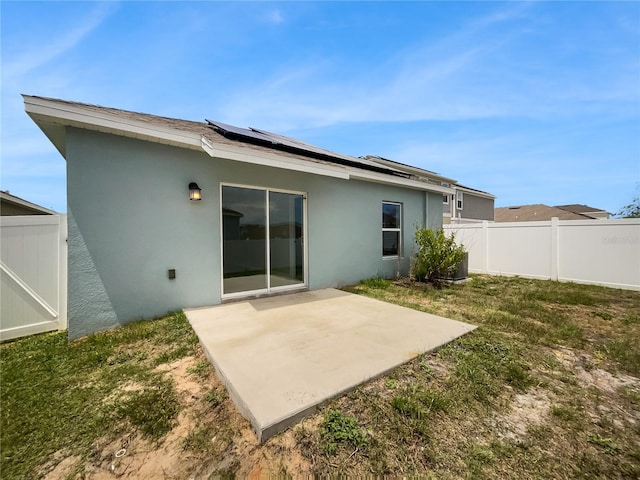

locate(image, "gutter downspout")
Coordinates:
425 191 429 229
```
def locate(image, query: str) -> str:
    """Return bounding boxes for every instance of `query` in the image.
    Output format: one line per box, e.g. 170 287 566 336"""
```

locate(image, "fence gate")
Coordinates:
1 215 67 341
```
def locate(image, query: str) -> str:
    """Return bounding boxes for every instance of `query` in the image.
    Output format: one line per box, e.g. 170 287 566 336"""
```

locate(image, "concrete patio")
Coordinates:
184 288 476 442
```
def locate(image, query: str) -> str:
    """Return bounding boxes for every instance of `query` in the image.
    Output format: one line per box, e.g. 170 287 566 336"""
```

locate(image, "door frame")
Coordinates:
219 182 308 300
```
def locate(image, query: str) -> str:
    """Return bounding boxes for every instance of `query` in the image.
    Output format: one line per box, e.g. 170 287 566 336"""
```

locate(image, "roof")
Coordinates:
555 204 610 215
23 95 455 196
362 155 456 184
207 123 406 177
0 190 57 215
495 204 598 222
455 183 496 199
363 157 496 199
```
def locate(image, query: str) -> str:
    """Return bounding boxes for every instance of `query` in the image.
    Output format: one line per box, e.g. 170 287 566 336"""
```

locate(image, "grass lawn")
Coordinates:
1 275 639 478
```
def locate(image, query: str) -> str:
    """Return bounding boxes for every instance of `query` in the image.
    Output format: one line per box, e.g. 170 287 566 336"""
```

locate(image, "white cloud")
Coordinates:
3 2 118 80
265 9 285 25
1 2 120 209
215 2 638 131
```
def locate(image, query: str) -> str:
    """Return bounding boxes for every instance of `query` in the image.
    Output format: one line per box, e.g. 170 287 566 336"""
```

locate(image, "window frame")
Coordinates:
456 191 464 210
220 182 308 299
442 183 450 204
382 201 402 258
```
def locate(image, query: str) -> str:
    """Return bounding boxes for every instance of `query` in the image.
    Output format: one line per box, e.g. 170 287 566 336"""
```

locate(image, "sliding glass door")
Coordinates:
222 186 267 294
222 185 305 297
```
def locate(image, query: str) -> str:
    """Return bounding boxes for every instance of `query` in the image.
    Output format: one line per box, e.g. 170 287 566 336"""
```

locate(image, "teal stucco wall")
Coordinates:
66 128 443 338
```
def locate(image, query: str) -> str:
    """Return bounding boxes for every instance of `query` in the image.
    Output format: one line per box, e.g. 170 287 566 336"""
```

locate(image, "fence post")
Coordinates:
58 215 68 331
482 220 489 273
550 217 559 281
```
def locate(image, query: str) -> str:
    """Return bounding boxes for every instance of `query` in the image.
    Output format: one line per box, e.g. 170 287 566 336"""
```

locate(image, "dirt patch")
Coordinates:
553 347 640 393
41 352 313 479
41 354 216 479
155 356 205 403
40 453 81 480
577 368 639 394
78 355 217 479
82 413 203 479
205 422 313 478
492 389 552 441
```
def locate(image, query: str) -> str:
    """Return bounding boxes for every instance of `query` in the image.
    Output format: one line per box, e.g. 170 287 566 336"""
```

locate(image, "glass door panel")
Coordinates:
269 191 304 288
222 186 267 294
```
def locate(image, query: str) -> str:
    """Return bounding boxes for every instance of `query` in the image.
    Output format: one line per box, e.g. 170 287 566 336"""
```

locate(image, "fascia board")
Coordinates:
455 185 496 199
201 139 350 180
349 169 456 194
22 96 458 192
24 96 347 181
23 95 203 150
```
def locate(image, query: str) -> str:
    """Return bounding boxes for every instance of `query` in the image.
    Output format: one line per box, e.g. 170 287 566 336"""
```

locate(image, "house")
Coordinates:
495 204 610 222
0 190 56 216
361 157 495 224
445 184 495 224
24 95 454 338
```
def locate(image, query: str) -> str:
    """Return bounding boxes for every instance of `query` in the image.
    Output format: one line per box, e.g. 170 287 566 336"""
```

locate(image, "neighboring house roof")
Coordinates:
0 190 56 215
495 204 598 222
555 204 610 218
455 183 496 199
23 95 455 197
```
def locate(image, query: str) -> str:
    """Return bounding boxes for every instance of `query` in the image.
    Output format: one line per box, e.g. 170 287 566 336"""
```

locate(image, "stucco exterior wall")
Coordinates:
66 128 442 338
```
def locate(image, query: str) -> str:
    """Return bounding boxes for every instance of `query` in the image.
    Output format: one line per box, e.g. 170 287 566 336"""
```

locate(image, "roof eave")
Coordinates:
455 185 496 199
349 169 455 194
22 95 455 193
202 140 350 180
23 95 205 157
0 191 57 214
366 156 457 184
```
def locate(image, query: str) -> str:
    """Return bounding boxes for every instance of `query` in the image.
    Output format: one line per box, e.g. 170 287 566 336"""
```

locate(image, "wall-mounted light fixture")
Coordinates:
189 182 202 201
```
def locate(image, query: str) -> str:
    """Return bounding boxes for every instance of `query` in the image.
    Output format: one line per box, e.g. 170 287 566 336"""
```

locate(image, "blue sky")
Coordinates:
2 1 639 215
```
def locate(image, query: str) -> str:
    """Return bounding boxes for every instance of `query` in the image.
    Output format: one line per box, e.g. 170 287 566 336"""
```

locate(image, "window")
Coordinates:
382 202 401 257
456 191 463 210
442 183 450 204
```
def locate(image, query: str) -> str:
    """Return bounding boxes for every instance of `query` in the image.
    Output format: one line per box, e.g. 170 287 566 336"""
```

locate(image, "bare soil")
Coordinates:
41 350 314 479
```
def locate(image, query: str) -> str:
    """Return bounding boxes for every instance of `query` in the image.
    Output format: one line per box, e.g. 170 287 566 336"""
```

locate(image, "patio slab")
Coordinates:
184 288 476 442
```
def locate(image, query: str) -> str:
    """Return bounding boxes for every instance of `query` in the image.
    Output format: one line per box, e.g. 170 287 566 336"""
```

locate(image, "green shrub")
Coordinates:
412 228 466 287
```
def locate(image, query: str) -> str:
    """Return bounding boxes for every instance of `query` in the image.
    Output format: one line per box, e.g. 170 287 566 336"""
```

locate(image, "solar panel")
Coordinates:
207 120 410 178
248 128 401 173
249 127 354 161
207 120 274 144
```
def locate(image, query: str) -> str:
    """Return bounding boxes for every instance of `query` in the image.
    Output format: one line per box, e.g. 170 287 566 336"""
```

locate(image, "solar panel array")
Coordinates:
206 120 410 178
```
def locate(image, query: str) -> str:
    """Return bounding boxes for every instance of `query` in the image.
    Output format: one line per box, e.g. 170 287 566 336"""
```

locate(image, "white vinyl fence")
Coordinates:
1 215 67 341
444 218 640 291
